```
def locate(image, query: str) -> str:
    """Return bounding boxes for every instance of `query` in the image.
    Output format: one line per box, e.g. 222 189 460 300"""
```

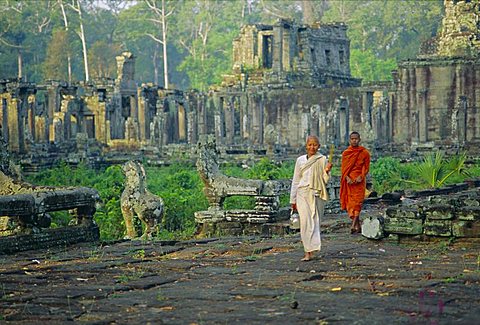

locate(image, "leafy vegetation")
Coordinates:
370 153 479 195
24 153 479 239
0 0 444 88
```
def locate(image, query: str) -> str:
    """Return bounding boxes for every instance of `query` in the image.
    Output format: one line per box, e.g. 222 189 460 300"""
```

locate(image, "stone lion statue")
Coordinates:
121 160 164 239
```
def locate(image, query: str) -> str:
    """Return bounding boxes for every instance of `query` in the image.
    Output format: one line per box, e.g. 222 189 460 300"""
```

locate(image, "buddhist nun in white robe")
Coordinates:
290 135 332 261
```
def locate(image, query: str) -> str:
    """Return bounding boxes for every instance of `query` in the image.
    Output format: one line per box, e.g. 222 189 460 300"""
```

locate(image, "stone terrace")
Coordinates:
0 213 479 324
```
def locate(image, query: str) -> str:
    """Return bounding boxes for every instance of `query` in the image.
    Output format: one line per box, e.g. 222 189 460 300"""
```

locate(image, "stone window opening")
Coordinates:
325 49 332 66
262 35 273 69
339 50 345 65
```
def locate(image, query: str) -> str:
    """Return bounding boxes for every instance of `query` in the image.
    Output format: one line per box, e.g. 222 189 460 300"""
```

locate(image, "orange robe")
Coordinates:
340 146 370 218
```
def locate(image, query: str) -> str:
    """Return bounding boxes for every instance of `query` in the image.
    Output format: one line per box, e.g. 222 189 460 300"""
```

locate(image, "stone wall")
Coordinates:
395 57 480 147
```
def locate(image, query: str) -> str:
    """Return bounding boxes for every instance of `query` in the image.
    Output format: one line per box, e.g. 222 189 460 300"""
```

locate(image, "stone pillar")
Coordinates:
250 94 264 145
34 116 46 143
137 90 147 141
27 95 35 144
240 94 249 141
7 98 20 152
224 97 234 145
457 96 467 144
272 22 283 73
310 105 320 138
187 107 196 145
319 109 327 146
416 66 428 142
395 67 411 143
212 94 224 145
282 24 291 72
337 97 349 145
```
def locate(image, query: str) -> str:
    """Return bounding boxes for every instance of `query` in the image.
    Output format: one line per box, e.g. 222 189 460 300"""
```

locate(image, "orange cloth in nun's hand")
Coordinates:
340 146 370 216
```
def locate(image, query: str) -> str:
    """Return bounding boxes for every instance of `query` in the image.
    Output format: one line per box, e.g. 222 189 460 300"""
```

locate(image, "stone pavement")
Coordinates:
1 214 479 324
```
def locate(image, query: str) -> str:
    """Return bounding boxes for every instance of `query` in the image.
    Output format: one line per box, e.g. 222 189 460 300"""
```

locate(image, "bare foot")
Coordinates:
301 252 313 261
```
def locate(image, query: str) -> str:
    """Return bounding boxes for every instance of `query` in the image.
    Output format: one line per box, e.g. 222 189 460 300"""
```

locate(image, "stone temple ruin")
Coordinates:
0 0 480 245
0 1 478 169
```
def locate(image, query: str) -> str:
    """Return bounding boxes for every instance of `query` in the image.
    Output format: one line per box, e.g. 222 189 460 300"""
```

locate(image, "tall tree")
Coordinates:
172 0 248 90
322 0 443 81
116 1 175 87
57 0 74 83
43 29 70 80
0 0 55 81
88 40 122 79
68 0 90 82
144 0 174 89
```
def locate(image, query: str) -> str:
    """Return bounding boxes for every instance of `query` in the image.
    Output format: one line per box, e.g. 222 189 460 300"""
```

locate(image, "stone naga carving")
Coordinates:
196 135 290 210
121 160 164 239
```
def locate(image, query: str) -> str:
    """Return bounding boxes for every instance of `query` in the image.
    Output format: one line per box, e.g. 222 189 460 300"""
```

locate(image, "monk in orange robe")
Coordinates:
340 132 370 234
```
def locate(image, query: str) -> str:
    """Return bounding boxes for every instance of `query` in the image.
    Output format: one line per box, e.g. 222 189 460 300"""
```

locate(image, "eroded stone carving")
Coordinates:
195 135 291 235
0 132 99 239
121 160 164 239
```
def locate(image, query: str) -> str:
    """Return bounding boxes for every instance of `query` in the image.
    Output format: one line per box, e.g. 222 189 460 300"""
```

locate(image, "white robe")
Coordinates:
290 154 329 253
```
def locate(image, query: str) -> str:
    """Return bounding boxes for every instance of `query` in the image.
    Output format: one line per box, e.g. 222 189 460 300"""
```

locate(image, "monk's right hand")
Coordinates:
291 203 297 211
346 176 353 184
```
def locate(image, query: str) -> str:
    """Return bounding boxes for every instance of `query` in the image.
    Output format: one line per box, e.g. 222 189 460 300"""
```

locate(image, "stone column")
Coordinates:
27 95 35 144
319 110 327 146
224 97 234 145
212 94 224 145
7 98 21 152
282 24 291 72
250 94 264 145
416 66 428 142
137 89 147 141
240 94 249 141
457 96 467 144
337 97 349 145
272 22 283 73
187 107 196 145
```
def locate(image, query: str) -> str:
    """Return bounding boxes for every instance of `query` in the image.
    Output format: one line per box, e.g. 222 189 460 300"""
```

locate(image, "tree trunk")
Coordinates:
77 2 89 82
162 0 169 89
153 45 159 85
59 0 72 83
17 49 23 80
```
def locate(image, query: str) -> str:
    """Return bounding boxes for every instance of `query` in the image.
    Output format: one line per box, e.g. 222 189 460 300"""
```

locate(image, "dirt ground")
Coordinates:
1 214 479 324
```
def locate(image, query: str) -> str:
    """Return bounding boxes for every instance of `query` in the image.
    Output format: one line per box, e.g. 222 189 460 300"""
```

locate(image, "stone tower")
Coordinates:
437 0 480 57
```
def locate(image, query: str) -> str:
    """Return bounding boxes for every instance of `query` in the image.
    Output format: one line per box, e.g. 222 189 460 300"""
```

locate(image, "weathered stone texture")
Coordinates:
120 160 165 240
361 216 384 239
437 0 480 57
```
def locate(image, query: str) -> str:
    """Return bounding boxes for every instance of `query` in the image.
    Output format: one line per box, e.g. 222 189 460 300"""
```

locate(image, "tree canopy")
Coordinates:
0 0 444 88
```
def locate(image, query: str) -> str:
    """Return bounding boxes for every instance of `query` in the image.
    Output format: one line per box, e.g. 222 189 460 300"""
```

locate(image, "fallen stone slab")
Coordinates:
384 216 424 235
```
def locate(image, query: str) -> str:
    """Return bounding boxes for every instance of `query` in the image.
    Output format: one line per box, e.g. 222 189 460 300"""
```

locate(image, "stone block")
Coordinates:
424 219 452 236
361 216 384 239
452 220 480 238
194 209 226 223
385 206 421 219
384 216 424 235
423 204 454 220
215 221 243 236
457 206 480 221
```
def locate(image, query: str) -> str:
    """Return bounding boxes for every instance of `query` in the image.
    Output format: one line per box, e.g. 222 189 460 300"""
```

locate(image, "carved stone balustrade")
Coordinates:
0 187 100 254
